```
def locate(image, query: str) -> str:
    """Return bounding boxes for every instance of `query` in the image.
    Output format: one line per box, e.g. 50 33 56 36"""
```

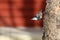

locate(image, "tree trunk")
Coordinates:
43 0 60 40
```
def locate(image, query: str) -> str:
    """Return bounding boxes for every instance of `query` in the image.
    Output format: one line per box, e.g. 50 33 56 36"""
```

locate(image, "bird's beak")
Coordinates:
31 17 38 20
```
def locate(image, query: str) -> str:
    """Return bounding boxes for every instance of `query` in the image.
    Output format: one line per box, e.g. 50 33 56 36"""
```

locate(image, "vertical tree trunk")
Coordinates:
43 0 60 40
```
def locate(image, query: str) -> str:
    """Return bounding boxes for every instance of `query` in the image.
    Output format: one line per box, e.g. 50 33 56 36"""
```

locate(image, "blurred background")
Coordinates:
0 0 46 28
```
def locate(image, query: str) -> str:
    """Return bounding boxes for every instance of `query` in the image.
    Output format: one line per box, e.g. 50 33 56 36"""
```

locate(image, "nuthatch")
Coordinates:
31 10 42 20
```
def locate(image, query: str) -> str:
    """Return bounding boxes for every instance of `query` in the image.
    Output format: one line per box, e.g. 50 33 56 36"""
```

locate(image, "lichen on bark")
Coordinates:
43 0 60 40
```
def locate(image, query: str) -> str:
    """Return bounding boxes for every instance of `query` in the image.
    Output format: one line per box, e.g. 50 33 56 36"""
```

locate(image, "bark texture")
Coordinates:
43 0 60 40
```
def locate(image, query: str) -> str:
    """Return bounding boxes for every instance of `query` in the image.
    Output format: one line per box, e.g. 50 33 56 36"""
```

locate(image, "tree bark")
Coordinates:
43 0 60 40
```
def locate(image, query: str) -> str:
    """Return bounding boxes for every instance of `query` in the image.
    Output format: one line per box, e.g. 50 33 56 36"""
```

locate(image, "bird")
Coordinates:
31 10 42 20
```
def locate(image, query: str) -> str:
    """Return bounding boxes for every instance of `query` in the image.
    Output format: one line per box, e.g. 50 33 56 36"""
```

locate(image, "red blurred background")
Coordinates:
0 0 46 28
